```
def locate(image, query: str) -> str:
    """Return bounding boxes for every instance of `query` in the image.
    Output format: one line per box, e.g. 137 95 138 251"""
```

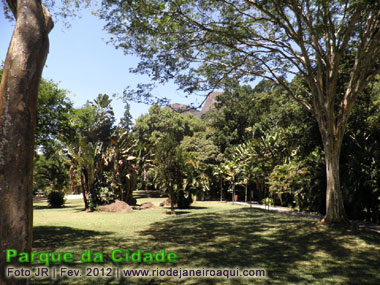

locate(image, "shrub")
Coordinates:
261 197 274 206
97 186 115 205
268 160 311 210
47 190 65 208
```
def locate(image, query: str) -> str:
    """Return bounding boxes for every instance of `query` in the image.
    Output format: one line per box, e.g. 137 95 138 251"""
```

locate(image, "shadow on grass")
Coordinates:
134 191 162 199
32 207 380 284
161 210 191 216
136 207 380 284
160 205 209 212
33 226 110 250
184 206 209 210
72 208 88 213
33 205 78 210
33 205 54 210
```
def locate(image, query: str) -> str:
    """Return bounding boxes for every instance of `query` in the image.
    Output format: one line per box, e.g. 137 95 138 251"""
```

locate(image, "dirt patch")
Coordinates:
98 200 133 213
139 202 158 210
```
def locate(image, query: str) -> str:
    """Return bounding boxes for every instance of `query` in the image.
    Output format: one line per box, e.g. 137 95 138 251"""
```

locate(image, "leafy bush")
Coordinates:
268 148 325 212
47 190 65 208
261 197 274 206
268 160 311 210
97 186 115 205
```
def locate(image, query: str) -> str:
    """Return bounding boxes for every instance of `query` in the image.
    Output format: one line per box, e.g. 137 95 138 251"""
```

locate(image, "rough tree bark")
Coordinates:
0 0 53 283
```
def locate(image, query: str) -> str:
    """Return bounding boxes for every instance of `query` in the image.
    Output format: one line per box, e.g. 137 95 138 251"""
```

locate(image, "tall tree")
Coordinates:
35 78 74 154
154 134 185 215
99 0 380 224
71 94 116 148
134 105 205 146
0 0 53 282
119 101 133 132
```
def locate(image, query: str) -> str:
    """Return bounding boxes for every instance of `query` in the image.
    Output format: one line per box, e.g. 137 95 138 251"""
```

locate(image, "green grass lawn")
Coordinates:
29 198 380 284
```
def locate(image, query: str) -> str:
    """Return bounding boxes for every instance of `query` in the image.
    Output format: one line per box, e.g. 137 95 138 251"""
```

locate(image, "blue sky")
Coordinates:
0 8 202 123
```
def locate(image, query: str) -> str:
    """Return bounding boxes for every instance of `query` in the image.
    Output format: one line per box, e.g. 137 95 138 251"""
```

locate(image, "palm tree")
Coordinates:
221 160 241 202
61 137 102 211
213 165 225 201
107 130 140 204
182 157 210 206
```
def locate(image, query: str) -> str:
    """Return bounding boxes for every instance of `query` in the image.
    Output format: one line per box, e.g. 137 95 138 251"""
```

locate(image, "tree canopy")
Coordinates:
134 105 205 145
35 79 74 154
99 0 380 101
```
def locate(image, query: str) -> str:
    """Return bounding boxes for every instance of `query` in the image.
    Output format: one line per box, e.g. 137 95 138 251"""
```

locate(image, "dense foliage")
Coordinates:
133 106 212 213
207 80 380 222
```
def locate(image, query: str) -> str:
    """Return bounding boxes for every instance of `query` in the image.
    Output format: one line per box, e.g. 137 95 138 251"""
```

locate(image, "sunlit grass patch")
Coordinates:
32 199 380 284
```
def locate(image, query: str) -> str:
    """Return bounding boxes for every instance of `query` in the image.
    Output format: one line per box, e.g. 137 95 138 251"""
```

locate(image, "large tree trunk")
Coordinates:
0 0 53 283
316 101 349 224
321 136 349 224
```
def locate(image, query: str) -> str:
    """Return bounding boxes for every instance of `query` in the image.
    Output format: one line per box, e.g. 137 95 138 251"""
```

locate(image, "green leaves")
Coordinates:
36 78 74 155
71 94 116 149
268 160 312 209
134 104 205 146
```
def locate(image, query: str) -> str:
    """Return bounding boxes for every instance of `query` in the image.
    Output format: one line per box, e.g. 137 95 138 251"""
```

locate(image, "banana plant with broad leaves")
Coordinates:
220 159 241 202
105 130 145 205
181 157 210 207
231 127 293 202
61 136 103 211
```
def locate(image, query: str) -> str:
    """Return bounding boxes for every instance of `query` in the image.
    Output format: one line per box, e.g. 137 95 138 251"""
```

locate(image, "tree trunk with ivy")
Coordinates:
0 0 53 283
